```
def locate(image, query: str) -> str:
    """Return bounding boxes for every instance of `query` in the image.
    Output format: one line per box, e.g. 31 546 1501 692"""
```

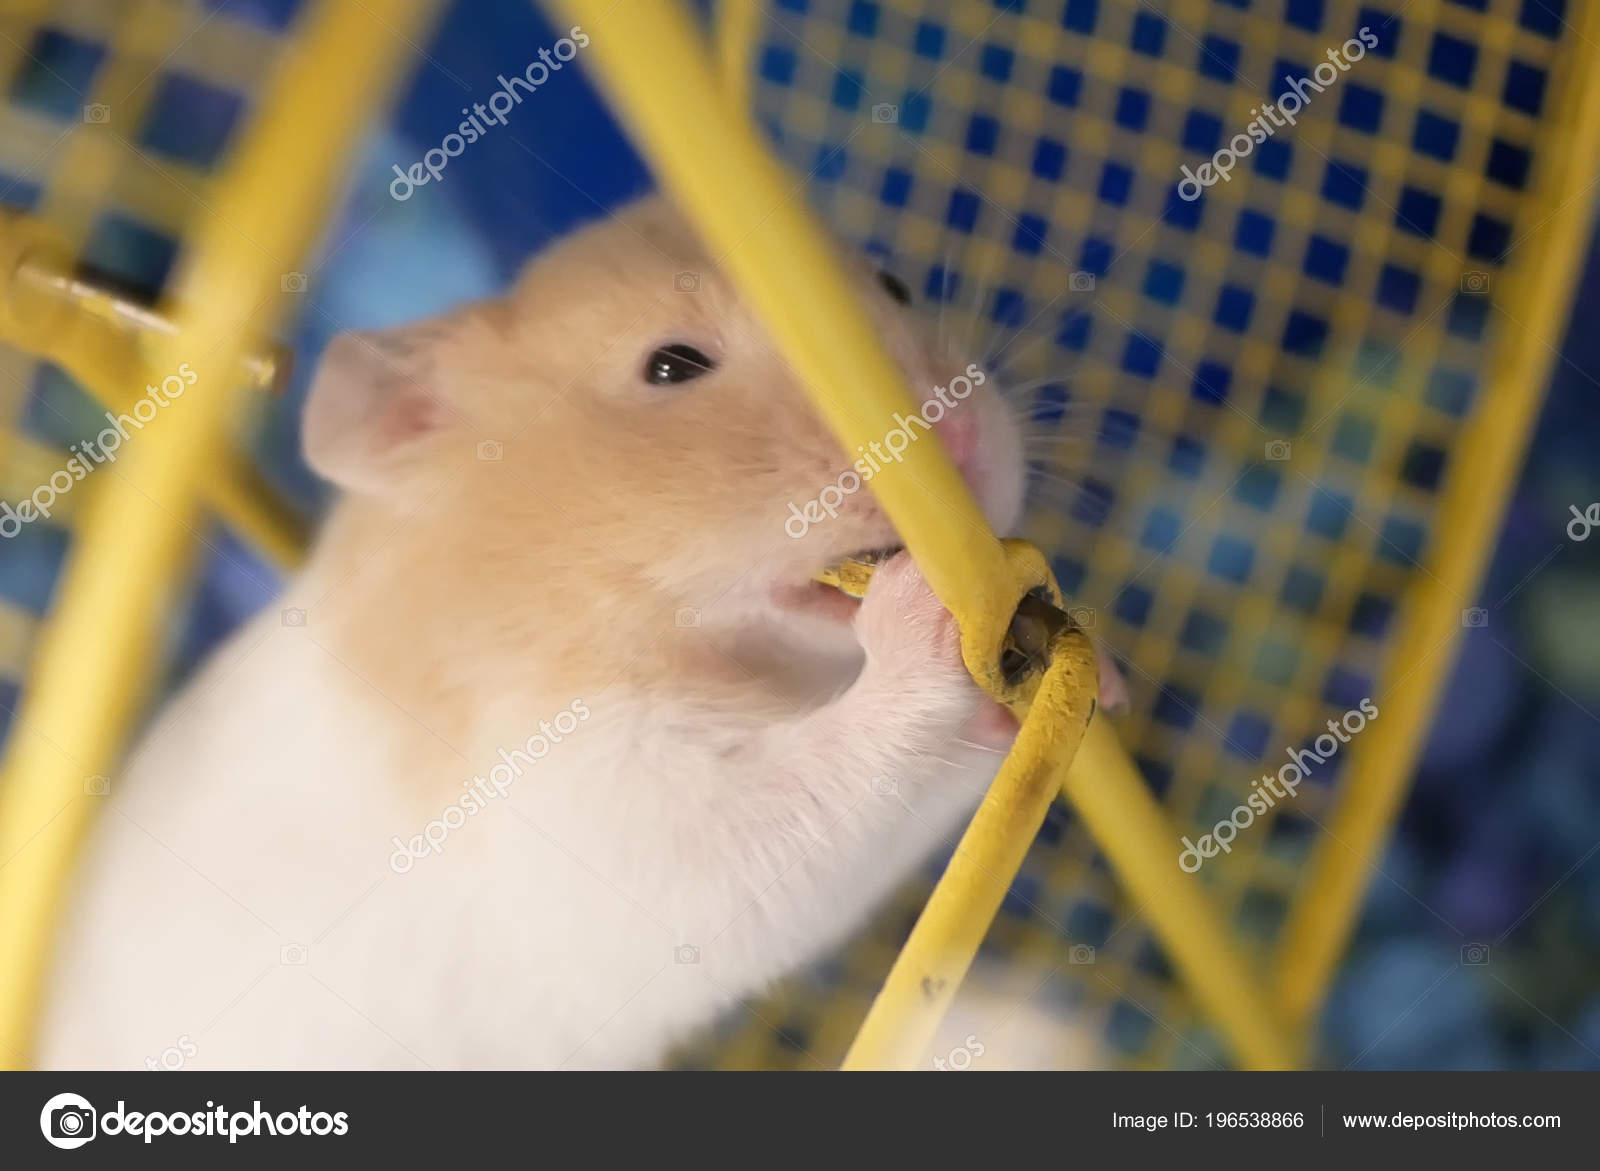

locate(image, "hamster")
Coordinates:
37 196 1037 1069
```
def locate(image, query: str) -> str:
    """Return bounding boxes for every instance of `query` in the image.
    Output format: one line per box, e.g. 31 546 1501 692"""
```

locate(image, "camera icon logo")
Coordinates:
1461 942 1490 965
281 607 307 627
1068 943 1096 965
1462 607 1488 627
674 607 700 628
40 1092 97 1149
870 775 898 796
1067 605 1096 630
476 440 504 461
1265 439 1292 461
674 944 700 964
674 271 701 293
1069 271 1095 292
84 775 111 796
1460 271 1490 294
82 103 110 124
870 102 899 123
281 272 308 293
280 943 308 965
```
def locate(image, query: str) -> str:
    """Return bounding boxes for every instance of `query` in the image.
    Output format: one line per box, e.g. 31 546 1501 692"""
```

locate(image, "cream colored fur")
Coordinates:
39 198 1029 1069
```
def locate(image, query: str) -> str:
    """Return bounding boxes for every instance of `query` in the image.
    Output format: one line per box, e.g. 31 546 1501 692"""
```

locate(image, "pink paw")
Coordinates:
1097 650 1130 713
853 552 970 691
962 698 1020 750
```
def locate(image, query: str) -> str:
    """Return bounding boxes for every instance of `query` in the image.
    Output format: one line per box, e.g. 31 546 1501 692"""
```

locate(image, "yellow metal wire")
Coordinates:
716 0 760 106
1270 0 1600 1032
0 0 439 1068
685 0 1600 1072
844 548 1099 1069
548 1 1015 655
0 214 308 572
560 0 1296 1070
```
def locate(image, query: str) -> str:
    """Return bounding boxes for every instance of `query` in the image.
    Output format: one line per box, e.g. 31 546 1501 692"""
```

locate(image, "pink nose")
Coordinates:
928 393 979 471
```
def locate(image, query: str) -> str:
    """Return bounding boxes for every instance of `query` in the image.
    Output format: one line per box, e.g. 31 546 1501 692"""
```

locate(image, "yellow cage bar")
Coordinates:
678 0 1600 1069
558 0 1296 1070
0 0 439 1068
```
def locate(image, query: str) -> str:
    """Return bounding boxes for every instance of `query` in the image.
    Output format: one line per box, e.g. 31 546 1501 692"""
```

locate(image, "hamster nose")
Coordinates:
927 394 979 472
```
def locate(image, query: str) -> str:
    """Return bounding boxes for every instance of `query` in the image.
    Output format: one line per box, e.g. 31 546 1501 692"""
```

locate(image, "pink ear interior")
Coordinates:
302 330 444 495
373 378 443 447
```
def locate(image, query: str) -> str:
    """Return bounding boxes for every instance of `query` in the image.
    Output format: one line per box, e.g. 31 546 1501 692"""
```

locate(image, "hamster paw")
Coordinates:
853 552 972 693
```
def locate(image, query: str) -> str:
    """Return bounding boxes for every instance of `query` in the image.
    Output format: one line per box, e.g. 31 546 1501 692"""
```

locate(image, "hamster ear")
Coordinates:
303 329 447 495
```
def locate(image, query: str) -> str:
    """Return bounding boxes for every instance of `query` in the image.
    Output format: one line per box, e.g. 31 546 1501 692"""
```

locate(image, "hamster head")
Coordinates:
303 196 1023 638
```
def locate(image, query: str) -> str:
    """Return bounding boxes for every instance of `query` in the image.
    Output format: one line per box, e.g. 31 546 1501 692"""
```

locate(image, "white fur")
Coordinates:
37 550 1017 1069
38 199 1034 1070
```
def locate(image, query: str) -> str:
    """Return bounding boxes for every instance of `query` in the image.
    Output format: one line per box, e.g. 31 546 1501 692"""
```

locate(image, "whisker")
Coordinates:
1025 467 1093 491
1002 379 1072 400
936 234 958 360
952 737 1005 755
963 240 1005 357
1022 440 1098 456
990 302 1094 372
989 328 1057 376
1015 422 1103 444
979 306 1022 368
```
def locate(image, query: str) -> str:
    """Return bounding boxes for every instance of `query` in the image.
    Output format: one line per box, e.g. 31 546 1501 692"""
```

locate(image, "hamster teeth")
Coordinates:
813 544 905 598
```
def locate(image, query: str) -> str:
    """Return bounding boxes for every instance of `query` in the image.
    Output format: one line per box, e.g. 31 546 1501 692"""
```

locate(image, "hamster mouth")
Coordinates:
813 544 904 599
838 544 904 566
771 544 904 621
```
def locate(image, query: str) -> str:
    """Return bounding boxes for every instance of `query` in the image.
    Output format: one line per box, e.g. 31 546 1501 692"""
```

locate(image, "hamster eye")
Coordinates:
644 343 716 385
876 269 913 306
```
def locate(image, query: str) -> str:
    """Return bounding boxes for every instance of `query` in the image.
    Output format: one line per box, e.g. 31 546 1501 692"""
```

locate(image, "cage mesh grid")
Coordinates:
668 0 1589 1069
0 1 297 749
